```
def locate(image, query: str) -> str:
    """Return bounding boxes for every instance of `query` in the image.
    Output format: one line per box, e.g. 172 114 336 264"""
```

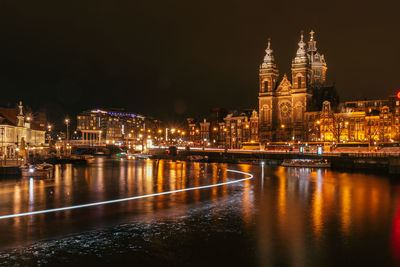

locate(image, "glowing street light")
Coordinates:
65 118 70 145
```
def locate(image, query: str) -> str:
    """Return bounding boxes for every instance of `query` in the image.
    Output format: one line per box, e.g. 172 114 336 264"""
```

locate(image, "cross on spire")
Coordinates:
310 30 315 41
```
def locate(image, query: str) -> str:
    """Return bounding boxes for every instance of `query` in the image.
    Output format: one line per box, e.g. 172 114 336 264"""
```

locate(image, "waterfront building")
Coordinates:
0 101 46 158
76 108 161 146
199 119 210 145
223 110 258 149
186 118 200 145
186 109 257 148
306 98 400 143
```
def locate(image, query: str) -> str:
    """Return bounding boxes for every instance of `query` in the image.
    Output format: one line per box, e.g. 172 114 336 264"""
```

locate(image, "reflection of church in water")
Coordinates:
258 30 334 142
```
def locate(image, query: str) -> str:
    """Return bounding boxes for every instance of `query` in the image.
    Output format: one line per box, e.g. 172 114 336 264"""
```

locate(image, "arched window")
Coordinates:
297 76 302 88
264 81 269 92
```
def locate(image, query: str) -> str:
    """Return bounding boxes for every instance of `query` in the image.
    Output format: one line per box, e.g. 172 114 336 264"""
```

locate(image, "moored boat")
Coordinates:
281 159 331 168
20 163 54 178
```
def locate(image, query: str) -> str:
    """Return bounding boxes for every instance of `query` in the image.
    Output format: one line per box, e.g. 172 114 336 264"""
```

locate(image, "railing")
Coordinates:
0 159 24 167
69 140 106 146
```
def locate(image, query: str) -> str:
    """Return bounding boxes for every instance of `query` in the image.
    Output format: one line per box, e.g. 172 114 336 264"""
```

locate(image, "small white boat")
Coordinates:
21 163 54 178
135 154 152 159
281 159 331 168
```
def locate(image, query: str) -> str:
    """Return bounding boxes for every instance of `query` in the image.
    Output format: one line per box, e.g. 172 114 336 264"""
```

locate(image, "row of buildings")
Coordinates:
0 102 46 158
186 30 400 148
186 108 259 149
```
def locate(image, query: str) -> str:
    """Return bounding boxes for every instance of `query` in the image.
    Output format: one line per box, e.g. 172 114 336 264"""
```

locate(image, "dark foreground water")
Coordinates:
0 158 399 266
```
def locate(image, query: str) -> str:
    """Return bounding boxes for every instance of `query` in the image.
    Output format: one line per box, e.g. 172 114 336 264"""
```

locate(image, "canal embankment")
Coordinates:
152 150 400 174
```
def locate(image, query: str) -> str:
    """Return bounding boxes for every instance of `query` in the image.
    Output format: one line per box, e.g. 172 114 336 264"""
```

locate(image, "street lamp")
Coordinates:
65 118 70 149
47 124 52 145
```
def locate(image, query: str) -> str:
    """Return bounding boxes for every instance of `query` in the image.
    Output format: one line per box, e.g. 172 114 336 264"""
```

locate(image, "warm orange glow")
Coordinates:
397 91 400 100
281 124 285 128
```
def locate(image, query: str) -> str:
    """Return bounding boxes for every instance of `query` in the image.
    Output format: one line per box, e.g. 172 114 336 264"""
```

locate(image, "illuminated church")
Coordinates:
258 30 330 142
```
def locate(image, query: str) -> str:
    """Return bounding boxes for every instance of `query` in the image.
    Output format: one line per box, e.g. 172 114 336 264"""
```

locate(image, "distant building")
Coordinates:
185 108 228 147
76 108 161 146
224 110 258 149
0 101 46 158
186 109 258 148
186 118 200 144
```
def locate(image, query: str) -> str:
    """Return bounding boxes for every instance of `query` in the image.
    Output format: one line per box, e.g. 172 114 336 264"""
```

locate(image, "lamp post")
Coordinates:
47 124 52 146
65 118 70 155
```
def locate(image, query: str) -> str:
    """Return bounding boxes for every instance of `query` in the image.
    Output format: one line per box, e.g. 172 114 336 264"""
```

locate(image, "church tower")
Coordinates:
291 31 311 91
288 31 313 140
257 30 329 144
307 30 327 85
258 38 279 142
259 38 279 93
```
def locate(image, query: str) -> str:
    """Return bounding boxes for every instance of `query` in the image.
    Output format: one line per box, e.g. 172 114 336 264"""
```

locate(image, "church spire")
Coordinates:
306 29 327 85
307 29 317 53
296 30 306 58
259 37 279 93
293 31 307 64
261 37 275 67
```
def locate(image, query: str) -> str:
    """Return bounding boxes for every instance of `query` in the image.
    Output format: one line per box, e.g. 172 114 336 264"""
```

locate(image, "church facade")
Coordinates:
258 30 327 143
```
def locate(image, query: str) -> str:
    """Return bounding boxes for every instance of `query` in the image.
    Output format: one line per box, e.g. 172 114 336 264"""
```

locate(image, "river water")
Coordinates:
0 157 398 266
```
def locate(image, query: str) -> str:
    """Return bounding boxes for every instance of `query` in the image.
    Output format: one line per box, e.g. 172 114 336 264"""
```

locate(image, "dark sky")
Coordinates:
0 0 399 124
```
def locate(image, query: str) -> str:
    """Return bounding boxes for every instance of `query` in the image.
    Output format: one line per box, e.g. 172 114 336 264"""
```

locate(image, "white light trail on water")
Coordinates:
0 169 253 220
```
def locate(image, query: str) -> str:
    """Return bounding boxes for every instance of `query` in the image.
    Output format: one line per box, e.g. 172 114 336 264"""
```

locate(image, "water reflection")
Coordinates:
257 166 395 266
0 159 399 265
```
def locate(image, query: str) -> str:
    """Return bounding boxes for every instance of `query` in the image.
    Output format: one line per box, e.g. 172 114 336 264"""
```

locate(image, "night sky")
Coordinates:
0 0 399 124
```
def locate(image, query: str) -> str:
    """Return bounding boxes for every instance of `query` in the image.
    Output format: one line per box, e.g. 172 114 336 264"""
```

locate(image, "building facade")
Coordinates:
306 99 400 143
0 102 46 158
185 109 258 148
76 108 162 146
258 31 328 143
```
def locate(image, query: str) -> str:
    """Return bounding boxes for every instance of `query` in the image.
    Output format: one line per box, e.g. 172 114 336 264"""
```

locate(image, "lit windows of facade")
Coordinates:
76 109 146 145
0 101 46 158
224 110 258 149
305 99 400 143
